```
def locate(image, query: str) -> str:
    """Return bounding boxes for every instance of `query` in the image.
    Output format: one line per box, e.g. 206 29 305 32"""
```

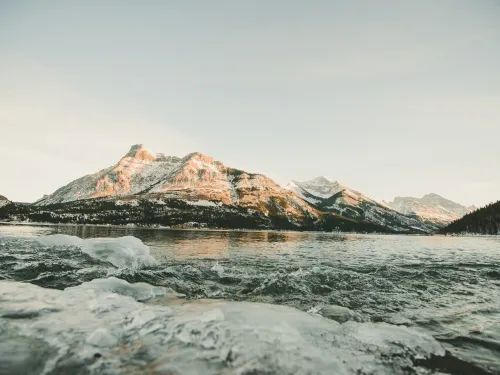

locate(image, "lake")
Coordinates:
1 223 499 375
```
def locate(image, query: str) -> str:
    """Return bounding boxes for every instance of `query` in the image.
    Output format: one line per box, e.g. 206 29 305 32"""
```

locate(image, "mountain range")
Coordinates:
285 177 436 232
0 145 475 233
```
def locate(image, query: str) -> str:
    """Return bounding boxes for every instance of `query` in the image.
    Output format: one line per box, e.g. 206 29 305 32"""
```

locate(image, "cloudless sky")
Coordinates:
1 0 499 206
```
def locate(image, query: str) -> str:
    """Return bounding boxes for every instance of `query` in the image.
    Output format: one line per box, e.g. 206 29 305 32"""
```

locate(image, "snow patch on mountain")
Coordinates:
286 176 345 199
183 200 220 207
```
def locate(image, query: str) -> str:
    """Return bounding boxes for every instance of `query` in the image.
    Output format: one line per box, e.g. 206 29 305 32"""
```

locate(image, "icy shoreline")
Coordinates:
1 277 448 375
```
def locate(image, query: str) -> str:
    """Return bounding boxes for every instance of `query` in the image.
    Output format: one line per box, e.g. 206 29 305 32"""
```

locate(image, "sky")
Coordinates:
1 0 499 206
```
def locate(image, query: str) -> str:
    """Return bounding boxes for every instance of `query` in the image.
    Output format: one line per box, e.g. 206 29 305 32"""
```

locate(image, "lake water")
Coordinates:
1 223 499 375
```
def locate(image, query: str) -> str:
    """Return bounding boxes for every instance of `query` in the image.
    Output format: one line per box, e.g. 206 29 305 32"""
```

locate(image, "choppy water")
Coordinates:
1 223 499 375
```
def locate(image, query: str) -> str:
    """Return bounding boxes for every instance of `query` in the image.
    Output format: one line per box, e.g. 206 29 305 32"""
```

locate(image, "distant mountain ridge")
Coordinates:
384 194 475 227
285 176 434 232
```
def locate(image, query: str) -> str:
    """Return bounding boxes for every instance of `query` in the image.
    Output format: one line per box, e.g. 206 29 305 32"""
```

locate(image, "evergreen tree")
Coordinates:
440 200 500 235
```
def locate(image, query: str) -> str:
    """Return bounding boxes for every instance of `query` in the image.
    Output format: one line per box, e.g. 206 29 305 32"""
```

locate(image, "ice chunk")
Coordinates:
36 235 157 269
342 321 445 359
210 262 224 276
319 305 365 323
199 308 225 322
0 337 55 375
0 280 446 375
86 328 118 347
81 236 157 268
68 277 183 301
37 234 84 247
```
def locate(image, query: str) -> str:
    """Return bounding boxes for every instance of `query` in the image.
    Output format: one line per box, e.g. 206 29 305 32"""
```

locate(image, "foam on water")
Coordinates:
0 279 446 375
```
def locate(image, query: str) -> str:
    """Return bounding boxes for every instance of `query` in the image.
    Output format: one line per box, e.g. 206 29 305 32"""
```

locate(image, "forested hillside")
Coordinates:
440 201 500 235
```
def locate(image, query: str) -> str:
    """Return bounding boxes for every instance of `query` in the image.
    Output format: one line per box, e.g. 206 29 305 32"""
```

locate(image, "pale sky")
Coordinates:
1 0 499 206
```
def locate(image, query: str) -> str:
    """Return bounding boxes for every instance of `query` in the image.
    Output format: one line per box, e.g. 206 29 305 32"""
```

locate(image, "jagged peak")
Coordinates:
0 194 8 201
291 176 340 186
125 143 147 154
123 144 156 161
311 175 334 184
182 152 217 165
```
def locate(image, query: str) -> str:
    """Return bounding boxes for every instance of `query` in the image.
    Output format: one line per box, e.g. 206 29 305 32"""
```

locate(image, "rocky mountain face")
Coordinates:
35 145 183 205
32 145 320 229
384 193 475 227
285 177 434 232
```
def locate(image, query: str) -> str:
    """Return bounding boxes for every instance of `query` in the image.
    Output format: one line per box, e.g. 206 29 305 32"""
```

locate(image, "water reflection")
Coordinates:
0 223 351 262
1 223 499 265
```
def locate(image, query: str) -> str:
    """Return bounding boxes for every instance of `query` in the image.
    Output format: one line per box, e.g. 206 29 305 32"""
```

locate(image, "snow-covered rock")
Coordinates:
0 280 446 375
384 193 475 226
